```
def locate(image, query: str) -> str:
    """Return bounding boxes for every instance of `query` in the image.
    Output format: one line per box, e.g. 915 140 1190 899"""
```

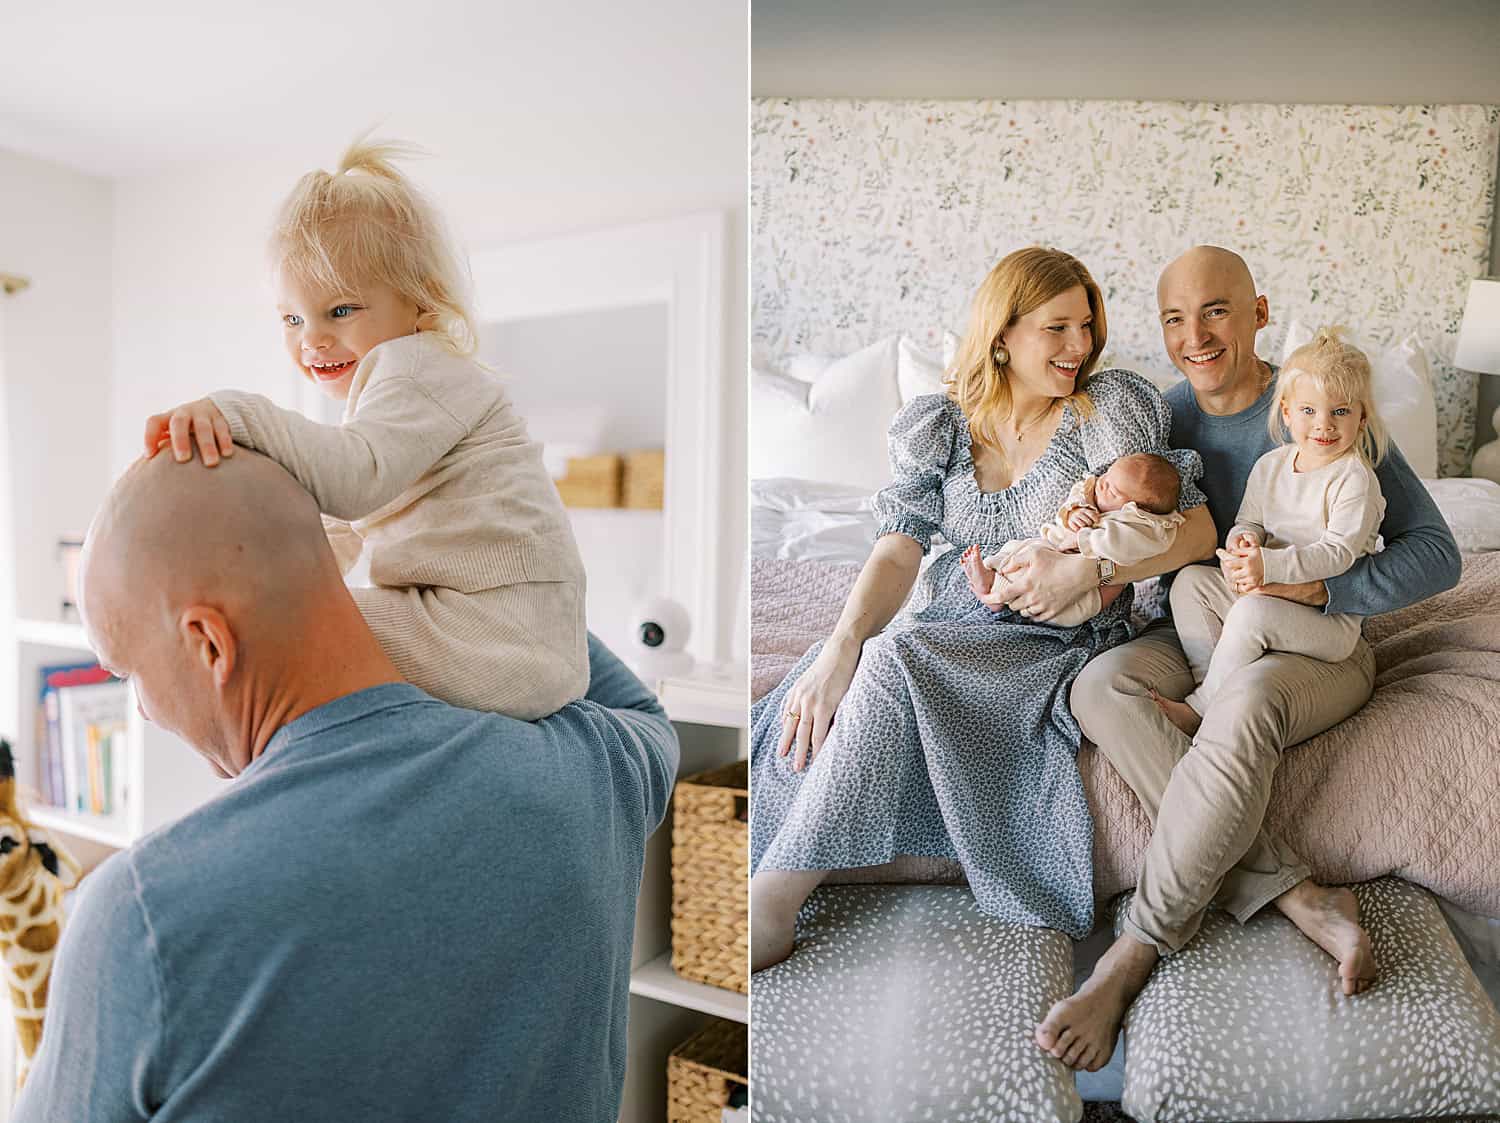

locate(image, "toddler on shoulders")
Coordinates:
144 137 587 722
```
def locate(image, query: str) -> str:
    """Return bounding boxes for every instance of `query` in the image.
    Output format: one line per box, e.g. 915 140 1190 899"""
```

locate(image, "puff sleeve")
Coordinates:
1077 369 1206 513
871 393 960 553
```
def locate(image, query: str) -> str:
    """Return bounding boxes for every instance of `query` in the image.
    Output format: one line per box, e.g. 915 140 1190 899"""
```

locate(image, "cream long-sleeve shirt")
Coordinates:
1228 444 1385 586
211 332 585 596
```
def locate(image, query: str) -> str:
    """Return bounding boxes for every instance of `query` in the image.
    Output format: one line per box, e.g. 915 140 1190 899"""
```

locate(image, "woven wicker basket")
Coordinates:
667 1017 748 1123
670 759 748 994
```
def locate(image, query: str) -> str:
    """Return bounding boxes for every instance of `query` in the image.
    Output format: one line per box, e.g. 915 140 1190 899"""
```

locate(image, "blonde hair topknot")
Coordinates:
1269 325 1388 466
271 134 478 357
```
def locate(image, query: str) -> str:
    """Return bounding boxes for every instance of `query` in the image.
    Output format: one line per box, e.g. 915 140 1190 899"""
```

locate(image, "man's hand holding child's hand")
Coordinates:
144 399 235 467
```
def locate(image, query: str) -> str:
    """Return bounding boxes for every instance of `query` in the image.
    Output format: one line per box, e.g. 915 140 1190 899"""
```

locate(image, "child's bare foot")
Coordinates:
1036 933 1158 1071
961 544 994 598
1275 880 1378 996
1148 688 1201 737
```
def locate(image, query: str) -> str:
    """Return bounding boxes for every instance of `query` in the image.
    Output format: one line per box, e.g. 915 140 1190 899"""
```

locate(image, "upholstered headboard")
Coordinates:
751 99 1499 476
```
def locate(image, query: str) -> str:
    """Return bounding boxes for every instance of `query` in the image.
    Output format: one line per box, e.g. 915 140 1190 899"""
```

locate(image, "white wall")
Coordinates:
0 149 113 622
752 0 1500 454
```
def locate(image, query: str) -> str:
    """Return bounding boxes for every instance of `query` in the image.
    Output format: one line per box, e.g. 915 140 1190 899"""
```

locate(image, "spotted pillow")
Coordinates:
751 885 1082 1123
1114 879 1500 1121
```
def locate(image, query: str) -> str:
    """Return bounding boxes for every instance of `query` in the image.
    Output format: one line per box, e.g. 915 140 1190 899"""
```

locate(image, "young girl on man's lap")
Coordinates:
144 137 587 721
1152 327 1387 736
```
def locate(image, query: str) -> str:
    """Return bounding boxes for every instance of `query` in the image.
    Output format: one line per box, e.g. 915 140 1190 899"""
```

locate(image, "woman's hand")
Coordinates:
144 399 234 467
777 639 860 773
995 546 1097 621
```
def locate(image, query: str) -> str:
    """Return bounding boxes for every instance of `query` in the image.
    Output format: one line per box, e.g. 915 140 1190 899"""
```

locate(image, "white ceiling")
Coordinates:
0 0 746 183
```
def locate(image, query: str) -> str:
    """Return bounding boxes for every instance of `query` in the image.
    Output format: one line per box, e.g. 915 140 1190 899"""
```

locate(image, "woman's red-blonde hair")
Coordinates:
947 247 1107 449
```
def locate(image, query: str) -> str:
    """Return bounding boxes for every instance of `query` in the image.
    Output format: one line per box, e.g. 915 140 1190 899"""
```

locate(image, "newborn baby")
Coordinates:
962 452 1184 626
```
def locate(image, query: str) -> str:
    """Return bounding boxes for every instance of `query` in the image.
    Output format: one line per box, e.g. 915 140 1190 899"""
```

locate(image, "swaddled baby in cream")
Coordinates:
964 452 1184 626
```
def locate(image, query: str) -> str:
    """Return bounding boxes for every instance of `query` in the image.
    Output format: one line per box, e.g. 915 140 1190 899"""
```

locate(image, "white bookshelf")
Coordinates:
629 952 747 1022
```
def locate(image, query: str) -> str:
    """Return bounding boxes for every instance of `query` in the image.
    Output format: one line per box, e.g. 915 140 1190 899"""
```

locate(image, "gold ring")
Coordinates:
784 710 801 721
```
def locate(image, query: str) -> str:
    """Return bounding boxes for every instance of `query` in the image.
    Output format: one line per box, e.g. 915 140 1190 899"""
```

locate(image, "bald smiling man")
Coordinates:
14 449 678 1123
1027 246 1460 1071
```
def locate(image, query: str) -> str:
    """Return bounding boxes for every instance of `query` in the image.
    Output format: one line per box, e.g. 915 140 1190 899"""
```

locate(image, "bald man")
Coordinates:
14 449 678 1122
1011 247 1459 1071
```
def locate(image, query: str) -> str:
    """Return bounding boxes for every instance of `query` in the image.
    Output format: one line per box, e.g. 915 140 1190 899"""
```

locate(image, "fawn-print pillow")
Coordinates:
1115 878 1500 1121
752 884 1083 1123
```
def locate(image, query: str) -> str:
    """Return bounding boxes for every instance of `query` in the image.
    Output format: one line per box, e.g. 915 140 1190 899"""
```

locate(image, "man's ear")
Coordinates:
179 606 237 688
1254 294 1269 330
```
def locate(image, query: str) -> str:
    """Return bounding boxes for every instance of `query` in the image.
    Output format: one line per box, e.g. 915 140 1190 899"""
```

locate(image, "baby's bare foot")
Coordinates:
1035 934 1158 1071
1276 881 1378 996
961 544 994 598
1148 688 1202 737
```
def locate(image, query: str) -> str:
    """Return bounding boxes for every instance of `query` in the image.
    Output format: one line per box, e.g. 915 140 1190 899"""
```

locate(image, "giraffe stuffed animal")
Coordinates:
0 740 80 1089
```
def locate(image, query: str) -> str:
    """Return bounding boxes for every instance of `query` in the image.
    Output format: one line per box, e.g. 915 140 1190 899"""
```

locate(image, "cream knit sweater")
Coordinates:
211 333 585 596
209 333 589 717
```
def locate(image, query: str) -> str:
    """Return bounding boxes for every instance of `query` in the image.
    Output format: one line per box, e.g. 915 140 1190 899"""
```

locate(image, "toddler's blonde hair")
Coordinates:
1269 326 1388 466
271 134 478 357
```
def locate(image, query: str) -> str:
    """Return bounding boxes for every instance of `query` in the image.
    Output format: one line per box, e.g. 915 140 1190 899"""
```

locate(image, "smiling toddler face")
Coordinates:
276 270 420 400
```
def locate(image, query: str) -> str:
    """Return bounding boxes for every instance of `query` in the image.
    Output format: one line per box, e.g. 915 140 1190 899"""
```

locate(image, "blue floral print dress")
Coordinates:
749 369 1205 937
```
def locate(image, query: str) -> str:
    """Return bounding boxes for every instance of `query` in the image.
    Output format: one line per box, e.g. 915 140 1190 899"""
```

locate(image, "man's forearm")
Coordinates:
1323 529 1461 616
1112 505 1216 585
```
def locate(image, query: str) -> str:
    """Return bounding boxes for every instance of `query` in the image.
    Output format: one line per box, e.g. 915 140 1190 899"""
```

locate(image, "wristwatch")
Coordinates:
1096 557 1116 587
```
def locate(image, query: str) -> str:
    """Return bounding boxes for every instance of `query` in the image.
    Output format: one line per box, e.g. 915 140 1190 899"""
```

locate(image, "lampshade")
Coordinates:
1455 277 1500 375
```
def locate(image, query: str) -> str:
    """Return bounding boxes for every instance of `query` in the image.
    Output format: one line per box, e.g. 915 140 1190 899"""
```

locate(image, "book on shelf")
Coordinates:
35 663 130 819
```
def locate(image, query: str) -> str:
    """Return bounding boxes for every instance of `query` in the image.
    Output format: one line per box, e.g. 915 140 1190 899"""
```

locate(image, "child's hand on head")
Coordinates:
1064 506 1100 531
144 399 235 467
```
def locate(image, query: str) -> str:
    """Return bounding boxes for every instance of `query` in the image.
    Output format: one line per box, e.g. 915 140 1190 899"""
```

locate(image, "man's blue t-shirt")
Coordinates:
15 636 679 1123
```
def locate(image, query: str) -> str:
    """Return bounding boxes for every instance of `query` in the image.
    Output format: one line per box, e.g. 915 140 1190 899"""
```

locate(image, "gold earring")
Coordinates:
993 346 1009 365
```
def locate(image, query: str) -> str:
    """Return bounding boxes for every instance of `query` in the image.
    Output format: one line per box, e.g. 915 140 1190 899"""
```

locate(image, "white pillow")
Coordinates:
895 332 961 403
1281 322 1439 479
750 336 902 491
1422 477 1500 552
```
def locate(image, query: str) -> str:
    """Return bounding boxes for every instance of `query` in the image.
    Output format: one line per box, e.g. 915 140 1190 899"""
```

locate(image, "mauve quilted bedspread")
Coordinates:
750 551 1500 917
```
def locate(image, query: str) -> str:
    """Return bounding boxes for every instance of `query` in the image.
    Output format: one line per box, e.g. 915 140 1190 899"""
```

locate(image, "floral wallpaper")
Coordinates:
751 99 1499 476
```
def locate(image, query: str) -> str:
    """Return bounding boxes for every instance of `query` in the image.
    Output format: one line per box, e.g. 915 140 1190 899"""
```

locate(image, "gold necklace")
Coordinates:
1008 399 1057 441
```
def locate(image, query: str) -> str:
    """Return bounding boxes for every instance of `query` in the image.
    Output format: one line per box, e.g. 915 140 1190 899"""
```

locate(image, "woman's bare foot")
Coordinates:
1275 880 1378 995
961 544 995 598
1035 933 1159 1071
750 869 826 972
1148 688 1202 737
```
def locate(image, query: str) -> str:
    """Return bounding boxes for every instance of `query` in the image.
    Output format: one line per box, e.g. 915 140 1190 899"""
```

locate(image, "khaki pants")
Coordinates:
1070 611 1375 953
1171 565 1363 715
